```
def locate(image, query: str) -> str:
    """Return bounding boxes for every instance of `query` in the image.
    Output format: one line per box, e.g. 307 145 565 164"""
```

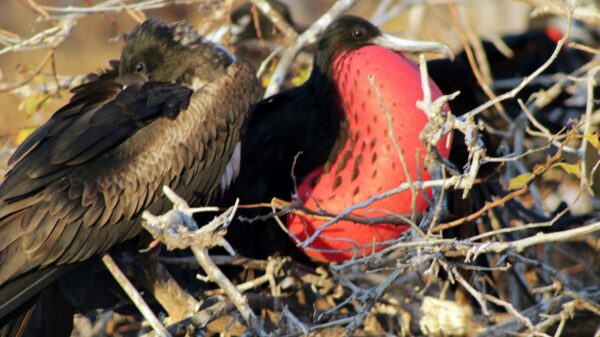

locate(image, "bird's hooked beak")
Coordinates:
372 33 454 59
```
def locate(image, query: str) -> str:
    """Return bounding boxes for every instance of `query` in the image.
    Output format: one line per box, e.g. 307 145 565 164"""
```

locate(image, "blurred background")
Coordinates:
3 0 600 225
0 0 536 154
1 2 600 336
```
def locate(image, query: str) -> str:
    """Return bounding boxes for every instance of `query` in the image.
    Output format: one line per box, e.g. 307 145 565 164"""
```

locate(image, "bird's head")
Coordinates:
120 19 235 86
315 15 453 76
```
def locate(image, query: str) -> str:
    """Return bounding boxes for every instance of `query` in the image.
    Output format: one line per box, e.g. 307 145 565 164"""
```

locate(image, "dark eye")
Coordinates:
352 29 363 38
135 62 146 72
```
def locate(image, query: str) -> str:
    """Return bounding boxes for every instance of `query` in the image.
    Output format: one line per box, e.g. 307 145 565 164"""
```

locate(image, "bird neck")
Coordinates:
306 58 337 98
303 57 353 175
304 61 345 119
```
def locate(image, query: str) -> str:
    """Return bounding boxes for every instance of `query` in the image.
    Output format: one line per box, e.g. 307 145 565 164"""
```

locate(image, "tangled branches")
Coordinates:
1 0 600 337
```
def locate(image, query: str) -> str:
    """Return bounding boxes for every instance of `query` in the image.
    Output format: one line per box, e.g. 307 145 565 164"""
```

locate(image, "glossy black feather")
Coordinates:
221 64 345 260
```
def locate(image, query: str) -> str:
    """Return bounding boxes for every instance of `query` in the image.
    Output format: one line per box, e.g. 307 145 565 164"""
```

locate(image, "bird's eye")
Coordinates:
135 62 146 73
352 29 363 39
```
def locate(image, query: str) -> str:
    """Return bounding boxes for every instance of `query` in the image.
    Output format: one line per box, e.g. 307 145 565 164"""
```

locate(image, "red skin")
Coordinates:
545 27 563 43
287 45 452 262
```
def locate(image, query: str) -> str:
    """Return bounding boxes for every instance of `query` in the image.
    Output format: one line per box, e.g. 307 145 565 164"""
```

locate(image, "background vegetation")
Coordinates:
1 1 599 336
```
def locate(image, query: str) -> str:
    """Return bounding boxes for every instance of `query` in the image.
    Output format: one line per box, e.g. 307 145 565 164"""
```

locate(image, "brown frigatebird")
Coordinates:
0 19 256 336
223 15 453 262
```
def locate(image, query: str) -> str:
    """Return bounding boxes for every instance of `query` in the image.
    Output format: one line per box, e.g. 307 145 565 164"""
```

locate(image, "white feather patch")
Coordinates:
219 141 241 192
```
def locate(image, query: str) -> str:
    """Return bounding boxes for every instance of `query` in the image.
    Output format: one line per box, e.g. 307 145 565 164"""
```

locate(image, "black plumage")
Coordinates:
0 18 257 335
221 16 451 259
456 28 594 130
224 72 343 260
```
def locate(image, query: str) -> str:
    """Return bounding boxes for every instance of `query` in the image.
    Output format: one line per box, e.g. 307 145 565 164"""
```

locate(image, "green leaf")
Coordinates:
261 62 277 88
508 173 532 190
553 162 581 178
19 93 50 116
585 131 600 151
32 74 45 85
291 64 310 86
14 126 38 145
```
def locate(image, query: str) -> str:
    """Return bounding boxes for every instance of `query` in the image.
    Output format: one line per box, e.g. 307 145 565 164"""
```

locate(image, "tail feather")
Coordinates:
0 285 74 337
0 265 81 337
0 302 36 337
0 265 79 320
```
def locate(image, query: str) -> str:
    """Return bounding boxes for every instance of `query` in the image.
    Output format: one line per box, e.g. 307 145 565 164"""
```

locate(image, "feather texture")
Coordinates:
0 59 256 293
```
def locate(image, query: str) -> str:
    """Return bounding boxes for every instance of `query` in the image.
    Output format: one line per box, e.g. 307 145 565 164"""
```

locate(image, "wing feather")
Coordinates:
0 60 195 285
0 60 256 301
44 218 83 265
26 213 62 258
0 68 192 202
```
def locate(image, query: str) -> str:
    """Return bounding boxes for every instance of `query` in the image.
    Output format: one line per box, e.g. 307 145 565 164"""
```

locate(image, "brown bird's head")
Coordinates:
120 19 236 86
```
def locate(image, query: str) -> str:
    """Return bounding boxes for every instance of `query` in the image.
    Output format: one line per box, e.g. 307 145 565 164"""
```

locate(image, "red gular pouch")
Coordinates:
545 27 564 44
287 45 452 262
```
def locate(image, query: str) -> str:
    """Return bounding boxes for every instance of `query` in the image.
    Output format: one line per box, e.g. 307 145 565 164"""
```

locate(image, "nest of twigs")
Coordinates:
1 1 600 337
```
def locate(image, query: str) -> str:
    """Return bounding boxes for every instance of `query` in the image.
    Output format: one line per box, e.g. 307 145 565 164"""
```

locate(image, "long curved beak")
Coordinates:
372 33 454 59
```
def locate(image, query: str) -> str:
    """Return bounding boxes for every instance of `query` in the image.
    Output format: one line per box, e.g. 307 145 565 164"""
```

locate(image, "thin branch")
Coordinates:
102 254 172 337
0 50 54 93
459 8 573 121
249 0 298 41
142 186 268 337
263 0 359 97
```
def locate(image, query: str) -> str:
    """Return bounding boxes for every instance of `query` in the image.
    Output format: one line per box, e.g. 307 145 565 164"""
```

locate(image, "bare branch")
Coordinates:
102 254 172 337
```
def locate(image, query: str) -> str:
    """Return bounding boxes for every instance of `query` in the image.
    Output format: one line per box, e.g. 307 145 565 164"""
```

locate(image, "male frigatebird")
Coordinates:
0 19 256 336
225 15 453 262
